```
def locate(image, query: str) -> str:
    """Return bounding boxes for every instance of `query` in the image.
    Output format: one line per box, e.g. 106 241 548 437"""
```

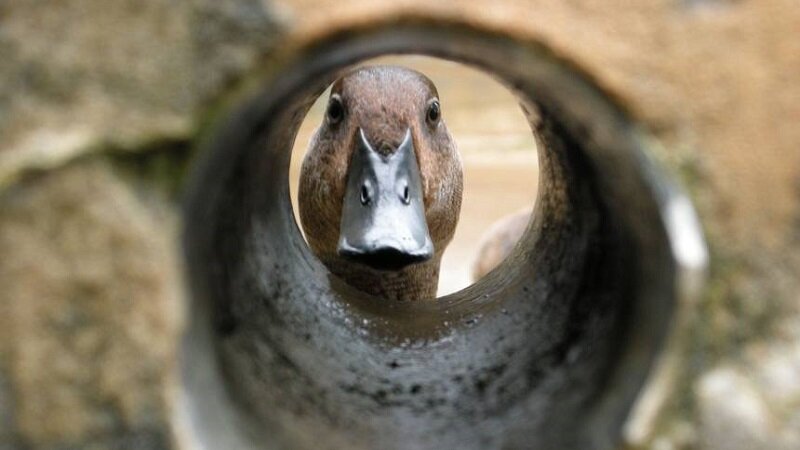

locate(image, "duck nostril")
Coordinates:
360 185 370 205
402 185 410 204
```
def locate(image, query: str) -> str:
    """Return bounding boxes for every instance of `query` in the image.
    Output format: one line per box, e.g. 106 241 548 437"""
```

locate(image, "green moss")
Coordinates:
108 138 195 202
641 181 794 446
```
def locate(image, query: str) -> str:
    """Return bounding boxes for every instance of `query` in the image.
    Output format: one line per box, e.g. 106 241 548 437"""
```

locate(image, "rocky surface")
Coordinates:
697 352 800 450
0 160 182 448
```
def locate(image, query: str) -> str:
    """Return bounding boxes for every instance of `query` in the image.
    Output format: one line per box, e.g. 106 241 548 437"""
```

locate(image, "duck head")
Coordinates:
298 65 463 300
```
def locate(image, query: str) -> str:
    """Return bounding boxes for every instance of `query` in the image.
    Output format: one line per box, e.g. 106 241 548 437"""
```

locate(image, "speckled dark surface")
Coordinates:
182 22 700 450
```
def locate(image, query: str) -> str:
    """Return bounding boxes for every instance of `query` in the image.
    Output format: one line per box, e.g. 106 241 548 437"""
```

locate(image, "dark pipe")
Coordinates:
180 21 706 450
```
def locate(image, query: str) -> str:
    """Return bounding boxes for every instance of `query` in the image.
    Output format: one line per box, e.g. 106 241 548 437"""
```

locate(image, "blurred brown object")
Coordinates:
471 208 532 281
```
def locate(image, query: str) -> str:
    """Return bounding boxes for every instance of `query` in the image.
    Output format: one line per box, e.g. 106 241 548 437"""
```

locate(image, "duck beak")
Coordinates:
338 128 434 271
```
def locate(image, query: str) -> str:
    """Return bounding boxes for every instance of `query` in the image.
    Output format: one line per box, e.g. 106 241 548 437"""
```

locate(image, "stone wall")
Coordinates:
1 0 798 448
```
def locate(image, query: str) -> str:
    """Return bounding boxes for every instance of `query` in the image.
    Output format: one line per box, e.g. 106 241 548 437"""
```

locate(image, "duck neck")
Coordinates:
323 256 441 301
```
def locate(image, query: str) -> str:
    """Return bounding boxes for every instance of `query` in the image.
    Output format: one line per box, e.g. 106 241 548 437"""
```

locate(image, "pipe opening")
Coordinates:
288 55 539 298
181 22 706 450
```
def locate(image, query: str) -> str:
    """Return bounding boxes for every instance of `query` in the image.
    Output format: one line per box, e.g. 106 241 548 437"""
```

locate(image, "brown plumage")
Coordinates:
471 207 532 281
299 66 463 301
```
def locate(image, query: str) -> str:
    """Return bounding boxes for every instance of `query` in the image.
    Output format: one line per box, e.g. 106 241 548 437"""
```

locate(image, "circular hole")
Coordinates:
288 56 538 298
181 23 706 450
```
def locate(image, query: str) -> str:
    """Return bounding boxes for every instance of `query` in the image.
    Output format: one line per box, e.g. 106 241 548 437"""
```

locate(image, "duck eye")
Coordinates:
327 96 344 125
426 100 441 125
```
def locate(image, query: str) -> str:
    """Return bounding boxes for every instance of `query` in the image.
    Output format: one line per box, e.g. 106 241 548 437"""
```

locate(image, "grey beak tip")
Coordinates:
337 242 433 272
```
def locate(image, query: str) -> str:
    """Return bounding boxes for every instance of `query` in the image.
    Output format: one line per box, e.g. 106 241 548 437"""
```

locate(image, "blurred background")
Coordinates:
289 55 539 295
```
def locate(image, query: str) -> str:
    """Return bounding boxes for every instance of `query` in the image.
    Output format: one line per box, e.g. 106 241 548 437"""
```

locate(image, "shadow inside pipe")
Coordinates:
180 22 706 450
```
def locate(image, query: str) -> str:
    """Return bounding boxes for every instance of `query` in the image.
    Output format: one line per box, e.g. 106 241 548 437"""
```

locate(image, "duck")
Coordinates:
470 207 532 281
298 65 463 301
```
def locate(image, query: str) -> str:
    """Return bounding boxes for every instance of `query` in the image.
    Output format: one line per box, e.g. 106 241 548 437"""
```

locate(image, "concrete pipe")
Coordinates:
180 20 707 450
